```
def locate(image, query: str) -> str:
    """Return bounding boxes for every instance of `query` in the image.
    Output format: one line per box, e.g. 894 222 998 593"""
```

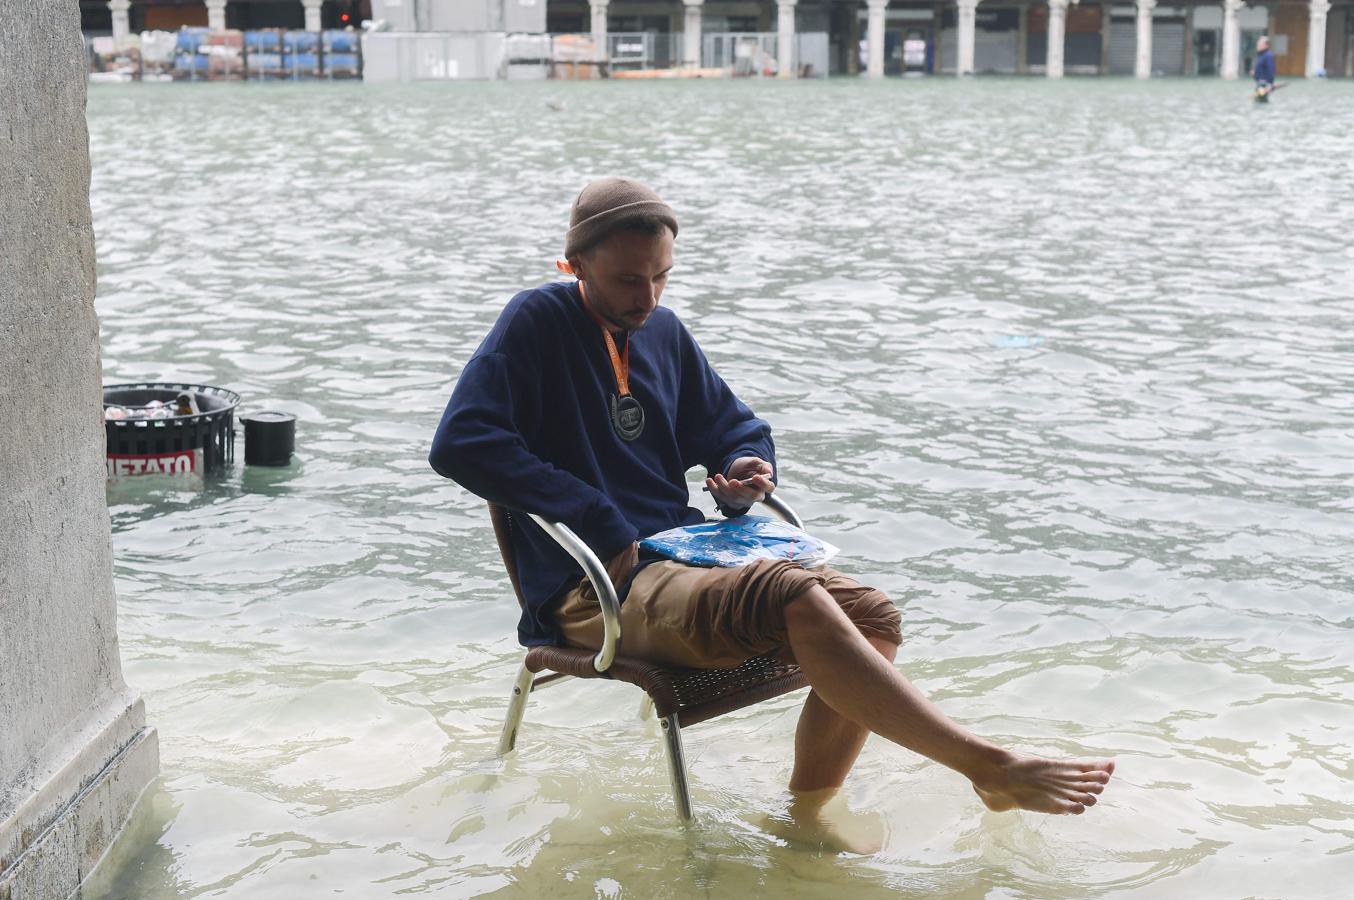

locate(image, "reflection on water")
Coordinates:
84 78 1354 898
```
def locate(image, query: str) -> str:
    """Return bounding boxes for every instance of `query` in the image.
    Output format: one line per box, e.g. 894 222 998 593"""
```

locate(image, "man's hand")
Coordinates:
706 456 775 511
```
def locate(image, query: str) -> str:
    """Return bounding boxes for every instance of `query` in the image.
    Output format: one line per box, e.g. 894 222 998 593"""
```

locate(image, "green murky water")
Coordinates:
84 77 1354 898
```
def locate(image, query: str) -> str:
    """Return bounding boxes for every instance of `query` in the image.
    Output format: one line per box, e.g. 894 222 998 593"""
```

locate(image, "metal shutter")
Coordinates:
1109 19 1136 74
976 29 1018 73
1065 33 1101 69
940 27 957 74
1151 22 1186 75
939 28 1018 74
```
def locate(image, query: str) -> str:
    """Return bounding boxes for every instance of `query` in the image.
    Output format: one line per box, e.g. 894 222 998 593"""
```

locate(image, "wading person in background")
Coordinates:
429 178 1114 847
1253 36 1276 99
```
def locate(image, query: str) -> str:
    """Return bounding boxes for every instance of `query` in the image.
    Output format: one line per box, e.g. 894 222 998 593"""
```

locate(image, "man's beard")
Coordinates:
592 291 646 333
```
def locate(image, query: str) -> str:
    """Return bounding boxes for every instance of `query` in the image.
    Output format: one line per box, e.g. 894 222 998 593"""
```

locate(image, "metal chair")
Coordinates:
490 495 810 821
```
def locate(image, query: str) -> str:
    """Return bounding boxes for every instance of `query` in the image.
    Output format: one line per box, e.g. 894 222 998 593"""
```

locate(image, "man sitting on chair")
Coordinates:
429 178 1114 833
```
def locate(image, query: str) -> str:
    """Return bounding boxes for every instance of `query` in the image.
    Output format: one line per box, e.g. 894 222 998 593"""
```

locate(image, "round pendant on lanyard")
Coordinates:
562 267 646 442
610 393 645 442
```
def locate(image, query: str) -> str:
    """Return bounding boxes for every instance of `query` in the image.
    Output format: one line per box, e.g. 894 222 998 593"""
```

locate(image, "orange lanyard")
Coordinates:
577 280 631 397
557 260 634 397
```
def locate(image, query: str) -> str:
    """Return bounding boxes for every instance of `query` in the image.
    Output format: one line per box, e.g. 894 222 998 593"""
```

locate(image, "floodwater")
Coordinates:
83 77 1354 898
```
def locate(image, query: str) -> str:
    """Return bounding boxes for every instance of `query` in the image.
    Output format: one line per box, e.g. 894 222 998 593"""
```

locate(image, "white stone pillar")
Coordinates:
1135 0 1156 78
777 0 797 77
1307 0 1331 76
957 0 979 75
683 0 703 68
206 0 227 31
1220 0 1242 79
591 0 609 61
108 0 131 43
303 0 323 32
1047 0 1068 78
2 4 159 895
866 0 887 78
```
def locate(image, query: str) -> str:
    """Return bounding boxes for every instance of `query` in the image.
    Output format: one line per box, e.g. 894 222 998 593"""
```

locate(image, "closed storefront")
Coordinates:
979 7 1021 73
1193 6 1222 75
1029 4 1102 73
1328 7 1350 76
976 18 1020 72
939 7 1019 74
1151 18 1186 75
1066 6 1104 71
1110 7 1186 75
1109 15 1135 72
1270 2 1310 76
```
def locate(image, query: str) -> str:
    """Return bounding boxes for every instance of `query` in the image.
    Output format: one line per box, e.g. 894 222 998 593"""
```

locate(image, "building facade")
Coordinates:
79 0 371 33
79 1 1354 77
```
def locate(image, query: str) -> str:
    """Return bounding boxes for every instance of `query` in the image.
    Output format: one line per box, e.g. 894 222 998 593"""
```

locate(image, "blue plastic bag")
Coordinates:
639 515 839 569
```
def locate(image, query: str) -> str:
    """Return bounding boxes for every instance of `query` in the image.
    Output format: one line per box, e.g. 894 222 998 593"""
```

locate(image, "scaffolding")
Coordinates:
703 32 830 78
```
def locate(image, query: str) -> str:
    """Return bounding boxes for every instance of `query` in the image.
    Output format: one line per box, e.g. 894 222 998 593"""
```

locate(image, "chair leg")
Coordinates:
660 714 694 822
497 661 534 756
638 693 654 721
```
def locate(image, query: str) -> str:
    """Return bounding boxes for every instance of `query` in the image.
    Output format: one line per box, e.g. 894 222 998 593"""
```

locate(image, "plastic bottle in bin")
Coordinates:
175 391 201 416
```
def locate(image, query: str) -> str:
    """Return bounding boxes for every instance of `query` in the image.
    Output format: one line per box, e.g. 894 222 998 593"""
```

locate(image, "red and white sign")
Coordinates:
106 449 202 479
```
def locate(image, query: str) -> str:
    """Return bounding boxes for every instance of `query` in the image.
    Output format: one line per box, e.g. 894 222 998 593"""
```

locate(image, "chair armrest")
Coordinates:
526 514 621 674
528 492 802 674
758 492 803 529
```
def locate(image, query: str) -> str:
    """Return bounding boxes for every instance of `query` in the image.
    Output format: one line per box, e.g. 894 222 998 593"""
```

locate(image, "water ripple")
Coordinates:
85 78 1354 899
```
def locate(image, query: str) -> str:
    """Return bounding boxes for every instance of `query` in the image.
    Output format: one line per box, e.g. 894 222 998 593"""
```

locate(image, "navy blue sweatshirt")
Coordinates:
429 281 775 646
1254 49 1275 85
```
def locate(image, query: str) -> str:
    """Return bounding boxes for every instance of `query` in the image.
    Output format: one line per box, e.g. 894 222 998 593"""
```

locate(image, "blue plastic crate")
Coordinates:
244 30 281 51
175 27 209 53
324 31 358 53
246 53 283 70
283 31 319 52
173 53 209 72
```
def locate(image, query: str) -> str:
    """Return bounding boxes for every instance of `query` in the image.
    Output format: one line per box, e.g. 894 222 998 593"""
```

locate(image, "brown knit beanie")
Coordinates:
565 177 678 258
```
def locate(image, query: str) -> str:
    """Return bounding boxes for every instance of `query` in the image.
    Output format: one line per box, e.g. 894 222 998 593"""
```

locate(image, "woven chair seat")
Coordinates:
489 499 815 820
525 645 808 727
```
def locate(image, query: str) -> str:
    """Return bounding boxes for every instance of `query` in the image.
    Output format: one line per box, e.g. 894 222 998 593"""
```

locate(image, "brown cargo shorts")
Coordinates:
554 558 902 670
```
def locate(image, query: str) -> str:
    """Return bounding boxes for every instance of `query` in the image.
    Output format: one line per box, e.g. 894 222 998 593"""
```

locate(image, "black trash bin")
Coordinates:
103 382 241 477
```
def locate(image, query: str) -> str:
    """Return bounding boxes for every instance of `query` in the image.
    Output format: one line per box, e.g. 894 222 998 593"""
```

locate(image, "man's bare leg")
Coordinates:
784 586 1114 815
790 637 898 792
771 638 898 853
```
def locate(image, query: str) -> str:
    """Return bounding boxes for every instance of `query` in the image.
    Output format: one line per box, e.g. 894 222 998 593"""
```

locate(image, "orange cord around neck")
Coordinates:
557 259 630 396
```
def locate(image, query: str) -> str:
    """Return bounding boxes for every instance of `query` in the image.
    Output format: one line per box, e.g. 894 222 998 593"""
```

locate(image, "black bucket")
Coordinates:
103 382 240 476
242 411 296 467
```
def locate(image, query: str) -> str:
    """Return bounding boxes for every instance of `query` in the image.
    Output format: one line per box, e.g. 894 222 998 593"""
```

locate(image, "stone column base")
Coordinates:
1 697 158 900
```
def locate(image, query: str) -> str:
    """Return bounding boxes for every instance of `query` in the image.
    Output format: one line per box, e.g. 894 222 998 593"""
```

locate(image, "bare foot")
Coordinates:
972 754 1115 815
762 788 886 854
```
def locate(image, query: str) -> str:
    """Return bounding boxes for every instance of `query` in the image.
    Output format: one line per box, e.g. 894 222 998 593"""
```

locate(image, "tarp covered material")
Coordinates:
361 31 508 82
141 31 177 64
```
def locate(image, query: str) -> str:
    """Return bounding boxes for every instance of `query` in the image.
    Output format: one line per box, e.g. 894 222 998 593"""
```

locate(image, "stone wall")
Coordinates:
0 2 158 897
